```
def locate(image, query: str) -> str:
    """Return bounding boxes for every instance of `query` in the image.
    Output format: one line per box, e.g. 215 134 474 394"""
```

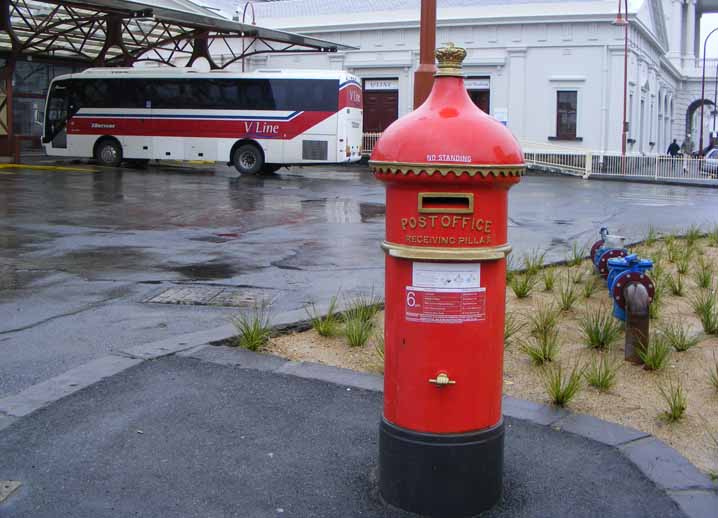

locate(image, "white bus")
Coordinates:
42 68 363 174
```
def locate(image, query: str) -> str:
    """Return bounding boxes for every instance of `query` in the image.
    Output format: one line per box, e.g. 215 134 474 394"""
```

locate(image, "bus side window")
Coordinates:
241 79 275 111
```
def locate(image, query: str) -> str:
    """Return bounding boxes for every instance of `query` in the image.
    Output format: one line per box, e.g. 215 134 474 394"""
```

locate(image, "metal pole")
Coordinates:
699 28 718 156
619 0 629 175
413 0 437 108
240 2 256 73
713 61 718 135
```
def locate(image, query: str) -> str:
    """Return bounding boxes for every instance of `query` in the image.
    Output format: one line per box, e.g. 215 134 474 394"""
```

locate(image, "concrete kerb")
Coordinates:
0 304 333 421
0 305 715 517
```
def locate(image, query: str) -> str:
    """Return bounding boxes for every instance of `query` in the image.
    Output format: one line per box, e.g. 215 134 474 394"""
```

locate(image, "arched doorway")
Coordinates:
685 98 716 152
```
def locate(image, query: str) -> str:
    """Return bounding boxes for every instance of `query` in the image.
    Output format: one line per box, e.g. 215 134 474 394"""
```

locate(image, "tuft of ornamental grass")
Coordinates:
578 303 623 350
695 256 714 290
520 329 560 366
528 303 561 339
567 268 585 285
658 376 687 423
709 352 718 392
343 290 381 325
675 253 690 275
645 226 658 246
557 280 579 312
651 259 665 284
664 233 676 249
667 240 682 263
345 316 374 347
690 288 718 335
306 295 340 337
666 273 685 297
660 320 700 352
566 242 586 267
708 225 718 247
523 248 546 276
690 241 705 257
685 224 702 247
504 311 526 346
543 362 584 407
582 275 598 299
510 273 537 299
649 277 664 320
542 268 557 292
232 300 272 351
584 354 621 392
637 333 672 371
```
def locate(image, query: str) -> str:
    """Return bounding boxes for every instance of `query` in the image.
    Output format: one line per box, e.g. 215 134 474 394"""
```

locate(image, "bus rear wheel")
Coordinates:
95 139 123 167
232 144 263 175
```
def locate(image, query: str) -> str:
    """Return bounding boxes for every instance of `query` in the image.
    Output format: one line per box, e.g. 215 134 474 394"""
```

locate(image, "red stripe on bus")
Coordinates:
67 111 335 140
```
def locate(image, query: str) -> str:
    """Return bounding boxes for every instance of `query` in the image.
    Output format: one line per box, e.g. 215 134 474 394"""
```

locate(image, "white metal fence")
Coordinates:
362 132 382 156
362 132 718 184
525 152 718 183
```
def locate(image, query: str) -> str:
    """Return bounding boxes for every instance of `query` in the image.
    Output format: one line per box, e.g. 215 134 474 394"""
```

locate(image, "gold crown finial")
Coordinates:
435 42 466 77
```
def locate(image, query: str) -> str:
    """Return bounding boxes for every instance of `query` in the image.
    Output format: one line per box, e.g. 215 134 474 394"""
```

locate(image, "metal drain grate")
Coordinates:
144 286 260 307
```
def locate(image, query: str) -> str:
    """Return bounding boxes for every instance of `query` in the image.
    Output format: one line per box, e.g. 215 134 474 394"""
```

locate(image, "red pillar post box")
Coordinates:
370 44 525 517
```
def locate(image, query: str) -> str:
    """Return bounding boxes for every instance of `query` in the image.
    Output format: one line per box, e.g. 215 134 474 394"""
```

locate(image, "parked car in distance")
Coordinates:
700 148 718 178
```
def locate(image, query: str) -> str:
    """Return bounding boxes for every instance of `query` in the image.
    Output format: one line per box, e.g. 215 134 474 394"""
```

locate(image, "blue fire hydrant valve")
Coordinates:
590 228 629 279
608 255 654 321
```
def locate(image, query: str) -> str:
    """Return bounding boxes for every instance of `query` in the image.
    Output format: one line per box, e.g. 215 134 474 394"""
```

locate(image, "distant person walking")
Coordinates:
667 139 680 157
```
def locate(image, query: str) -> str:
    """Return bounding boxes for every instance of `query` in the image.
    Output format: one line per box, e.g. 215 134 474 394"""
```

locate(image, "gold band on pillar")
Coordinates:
381 242 512 261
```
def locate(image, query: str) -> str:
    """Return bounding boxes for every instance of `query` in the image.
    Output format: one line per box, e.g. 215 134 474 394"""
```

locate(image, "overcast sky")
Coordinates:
702 14 718 57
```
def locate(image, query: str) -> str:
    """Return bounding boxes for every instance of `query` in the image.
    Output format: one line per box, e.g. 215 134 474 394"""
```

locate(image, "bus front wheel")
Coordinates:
95 139 123 167
232 144 264 175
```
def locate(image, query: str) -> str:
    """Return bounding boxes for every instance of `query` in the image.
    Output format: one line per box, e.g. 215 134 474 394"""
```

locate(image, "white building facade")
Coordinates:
216 0 718 155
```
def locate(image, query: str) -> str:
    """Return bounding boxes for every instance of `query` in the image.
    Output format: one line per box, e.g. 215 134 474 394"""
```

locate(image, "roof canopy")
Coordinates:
0 0 354 69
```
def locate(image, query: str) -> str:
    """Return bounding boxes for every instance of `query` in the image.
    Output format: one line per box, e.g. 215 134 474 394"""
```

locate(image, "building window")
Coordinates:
556 90 577 139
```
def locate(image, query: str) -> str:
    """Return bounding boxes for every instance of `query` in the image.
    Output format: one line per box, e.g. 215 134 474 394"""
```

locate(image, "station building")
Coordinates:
235 0 718 155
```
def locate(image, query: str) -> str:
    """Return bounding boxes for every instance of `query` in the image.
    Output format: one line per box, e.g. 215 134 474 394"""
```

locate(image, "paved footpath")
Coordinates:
0 351 714 518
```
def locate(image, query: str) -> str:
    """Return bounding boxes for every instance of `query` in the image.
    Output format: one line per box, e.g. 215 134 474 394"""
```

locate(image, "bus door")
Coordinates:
44 81 70 151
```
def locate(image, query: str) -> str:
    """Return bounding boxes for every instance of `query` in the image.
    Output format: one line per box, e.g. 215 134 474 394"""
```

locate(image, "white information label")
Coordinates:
412 262 481 290
465 78 490 90
364 79 399 91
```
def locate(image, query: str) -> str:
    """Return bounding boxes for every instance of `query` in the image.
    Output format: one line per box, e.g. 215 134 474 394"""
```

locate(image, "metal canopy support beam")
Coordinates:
1 0 354 68
187 30 217 69
0 59 15 157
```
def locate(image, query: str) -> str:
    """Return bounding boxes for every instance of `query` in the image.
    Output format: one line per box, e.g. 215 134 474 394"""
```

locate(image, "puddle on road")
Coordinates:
170 262 239 280
0 266 55 291
49 247 151 273
359 202 385 221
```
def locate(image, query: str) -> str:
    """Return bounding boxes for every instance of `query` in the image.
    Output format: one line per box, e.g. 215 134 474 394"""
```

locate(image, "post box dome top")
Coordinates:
370 43 525 180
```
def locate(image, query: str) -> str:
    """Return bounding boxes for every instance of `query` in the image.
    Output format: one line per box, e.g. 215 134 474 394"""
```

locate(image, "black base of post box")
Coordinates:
379 418 504 518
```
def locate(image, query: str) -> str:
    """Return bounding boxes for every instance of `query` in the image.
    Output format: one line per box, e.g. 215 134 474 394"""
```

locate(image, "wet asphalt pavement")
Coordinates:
0 357 689 518
2 162 718 398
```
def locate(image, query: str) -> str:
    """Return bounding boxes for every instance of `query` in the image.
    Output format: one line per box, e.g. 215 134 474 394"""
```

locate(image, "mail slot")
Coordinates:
418 192 474 213
370 43 525 517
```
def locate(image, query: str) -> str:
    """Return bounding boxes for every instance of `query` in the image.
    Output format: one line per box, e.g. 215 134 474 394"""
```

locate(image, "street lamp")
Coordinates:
613 0 629 175
237 1 256 72
699 27 718 157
